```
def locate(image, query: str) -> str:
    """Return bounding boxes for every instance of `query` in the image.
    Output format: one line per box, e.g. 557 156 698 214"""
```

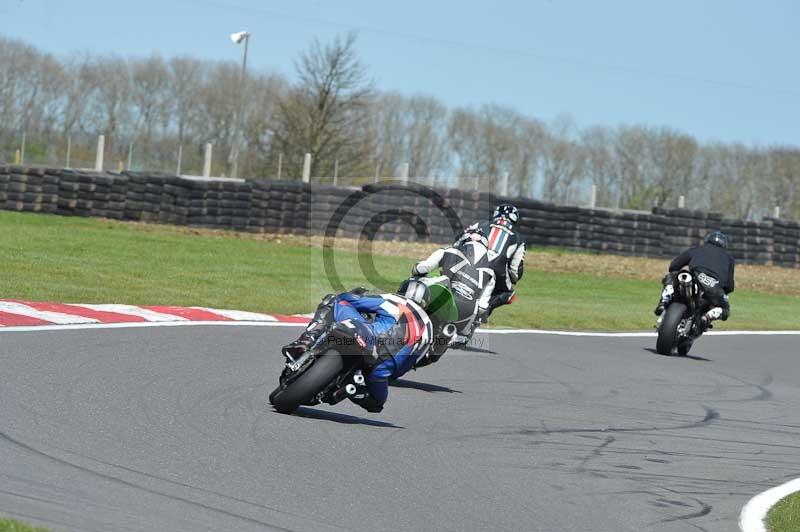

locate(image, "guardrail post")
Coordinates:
302 153 311 183
203 142 212 177
95 135 105 171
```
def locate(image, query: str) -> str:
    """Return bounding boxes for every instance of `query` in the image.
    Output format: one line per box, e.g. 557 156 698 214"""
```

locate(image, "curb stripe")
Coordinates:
191 307 278 322
17 300 149 323
71 304 188 322
0 321 303 333
0 311 52 326
0 301 98 325
740 477 800 532
143 306 234 322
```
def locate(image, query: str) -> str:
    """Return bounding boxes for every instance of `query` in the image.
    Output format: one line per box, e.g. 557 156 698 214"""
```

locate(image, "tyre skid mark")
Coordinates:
0 429 349 532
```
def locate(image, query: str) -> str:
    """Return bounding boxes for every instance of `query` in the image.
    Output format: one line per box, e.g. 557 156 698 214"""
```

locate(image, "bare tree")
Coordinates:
271 32 374 179
371 92 450 180
540 115 586 204
130 55 169 150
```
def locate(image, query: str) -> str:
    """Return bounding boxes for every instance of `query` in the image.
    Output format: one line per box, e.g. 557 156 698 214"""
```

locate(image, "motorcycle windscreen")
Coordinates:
427 284 458 323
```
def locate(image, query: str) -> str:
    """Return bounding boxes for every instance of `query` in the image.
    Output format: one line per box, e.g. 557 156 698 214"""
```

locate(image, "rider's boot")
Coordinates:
348 385 384 413
655 285 675 316
282 294 335 360
695 307 723 335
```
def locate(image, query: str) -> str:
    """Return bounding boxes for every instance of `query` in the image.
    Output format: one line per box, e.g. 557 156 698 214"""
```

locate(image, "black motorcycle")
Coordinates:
656 271 710 356
269 286 458 414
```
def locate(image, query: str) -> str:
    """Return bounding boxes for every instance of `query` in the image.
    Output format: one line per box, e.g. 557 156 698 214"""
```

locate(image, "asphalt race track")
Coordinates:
1 326 798 532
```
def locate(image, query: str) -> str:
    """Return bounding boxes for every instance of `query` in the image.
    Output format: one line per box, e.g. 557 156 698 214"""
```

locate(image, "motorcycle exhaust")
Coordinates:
442 323 457 338
677 272 694 298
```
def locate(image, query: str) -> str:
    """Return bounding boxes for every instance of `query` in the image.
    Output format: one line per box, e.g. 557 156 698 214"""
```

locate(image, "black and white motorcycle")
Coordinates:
656 271 715 356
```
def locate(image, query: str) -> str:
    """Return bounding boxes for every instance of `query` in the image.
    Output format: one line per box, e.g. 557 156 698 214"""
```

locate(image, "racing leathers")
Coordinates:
458 217 525 315
658 243 735 330
283 291 434 413
412 240 495 343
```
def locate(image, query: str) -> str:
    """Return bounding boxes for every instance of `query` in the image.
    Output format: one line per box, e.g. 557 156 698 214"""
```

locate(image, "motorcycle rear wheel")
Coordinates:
656 302 688 356
269 351 344 414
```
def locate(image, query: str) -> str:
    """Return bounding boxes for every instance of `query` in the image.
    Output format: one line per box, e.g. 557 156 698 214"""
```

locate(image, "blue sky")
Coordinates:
1 0 798 146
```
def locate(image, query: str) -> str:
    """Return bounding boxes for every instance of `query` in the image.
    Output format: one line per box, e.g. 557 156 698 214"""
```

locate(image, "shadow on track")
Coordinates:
390 379 462 394
643 347 713 362
294 407 403 428
457 345 498 354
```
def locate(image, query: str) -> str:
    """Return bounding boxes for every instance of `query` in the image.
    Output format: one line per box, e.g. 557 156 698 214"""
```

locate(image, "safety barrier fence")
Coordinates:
1 165 798 268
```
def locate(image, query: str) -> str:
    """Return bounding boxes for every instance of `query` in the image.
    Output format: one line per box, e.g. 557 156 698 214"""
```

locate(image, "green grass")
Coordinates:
0 518 49 532
1 210 798 330
768 491 800 532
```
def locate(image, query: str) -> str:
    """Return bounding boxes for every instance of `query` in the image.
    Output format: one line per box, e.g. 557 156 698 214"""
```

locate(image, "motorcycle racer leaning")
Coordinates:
655 230 735 333
457 204 526 318
412 228 496 345
281 281 437 413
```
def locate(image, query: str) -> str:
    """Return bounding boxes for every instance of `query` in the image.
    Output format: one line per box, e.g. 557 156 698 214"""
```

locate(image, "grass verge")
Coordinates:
0 518 49 532
1 210 798 331
768 491 800 532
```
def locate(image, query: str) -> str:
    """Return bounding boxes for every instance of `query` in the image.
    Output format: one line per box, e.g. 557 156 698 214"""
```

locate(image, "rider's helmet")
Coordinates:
493 203 520 224
704 231 730 249
397 278 430 309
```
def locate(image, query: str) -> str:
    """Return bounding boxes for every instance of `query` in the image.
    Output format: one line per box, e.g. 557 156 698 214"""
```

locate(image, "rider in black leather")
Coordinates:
457 204 525 318
655 231 735 331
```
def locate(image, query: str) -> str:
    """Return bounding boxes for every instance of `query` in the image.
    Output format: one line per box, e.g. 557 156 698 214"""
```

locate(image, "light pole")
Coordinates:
230 30 250 179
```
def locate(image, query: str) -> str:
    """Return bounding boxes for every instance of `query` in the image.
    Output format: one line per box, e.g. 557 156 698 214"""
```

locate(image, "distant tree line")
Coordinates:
1 33 798 219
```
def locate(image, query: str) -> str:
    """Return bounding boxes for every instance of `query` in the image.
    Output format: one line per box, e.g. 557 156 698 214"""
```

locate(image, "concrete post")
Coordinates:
333 159 339 186
774 205 781 219
678 195 685 208
401 162 409 184
589 184 597 209
203 142 212 178
474 176 480 192
374 161 381 183
502 172 509 196
277 153 283 180
95 135 105 171
127 143 133 171
176 144 183 175
14 149 20 165
65 135 72 168
302 153 311 183
20 132 26 164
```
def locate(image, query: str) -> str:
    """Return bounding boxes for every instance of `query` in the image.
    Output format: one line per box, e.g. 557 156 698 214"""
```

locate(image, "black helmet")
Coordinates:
493 203 520 224
397 278 430 308
705 231 729 249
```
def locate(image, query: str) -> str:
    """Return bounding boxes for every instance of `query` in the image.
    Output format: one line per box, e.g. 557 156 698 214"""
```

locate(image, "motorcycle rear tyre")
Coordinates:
656 303 687 356
270 351 344 414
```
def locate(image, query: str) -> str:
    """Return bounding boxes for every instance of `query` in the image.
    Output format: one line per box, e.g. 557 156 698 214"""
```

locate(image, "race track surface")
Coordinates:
1 326 798 532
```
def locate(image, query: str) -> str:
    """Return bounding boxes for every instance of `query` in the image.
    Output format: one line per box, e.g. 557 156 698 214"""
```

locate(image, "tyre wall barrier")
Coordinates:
1 165 798 268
